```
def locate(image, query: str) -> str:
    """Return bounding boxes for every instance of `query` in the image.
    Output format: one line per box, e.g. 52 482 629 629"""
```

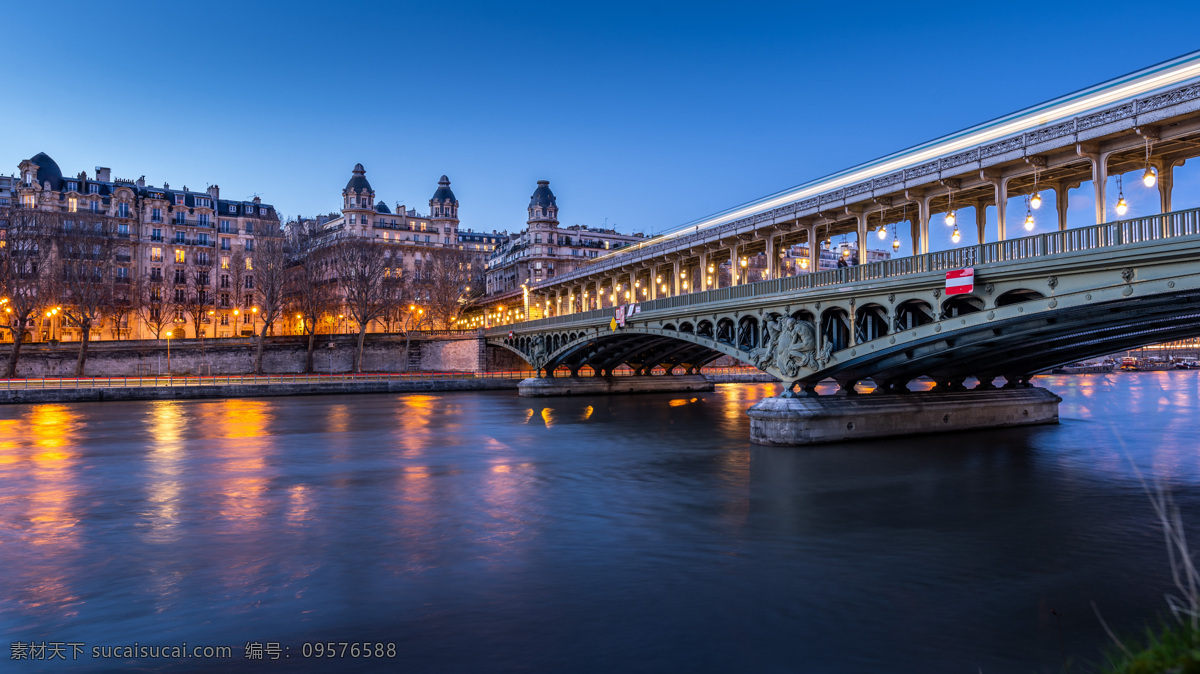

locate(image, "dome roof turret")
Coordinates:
431 175 457 204
375 201 391 214
28 152 64 191
344 163 373 193
529 180 556 209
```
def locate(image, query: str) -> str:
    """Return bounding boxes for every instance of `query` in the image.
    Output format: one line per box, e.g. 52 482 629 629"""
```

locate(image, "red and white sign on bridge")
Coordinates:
945 268 974 295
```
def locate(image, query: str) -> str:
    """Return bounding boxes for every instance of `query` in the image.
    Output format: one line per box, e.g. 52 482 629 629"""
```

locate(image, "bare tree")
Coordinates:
136 267 175 340
285 221 339 373
178 252 213 340
0 205 54 377
250 225 288 374
107 252 137 340
421 247 483 329
53 214 119 376
333 237 391 372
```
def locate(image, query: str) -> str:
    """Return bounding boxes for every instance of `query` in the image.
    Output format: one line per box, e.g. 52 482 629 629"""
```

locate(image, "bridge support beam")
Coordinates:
518 374 714 397
747 387 1061 446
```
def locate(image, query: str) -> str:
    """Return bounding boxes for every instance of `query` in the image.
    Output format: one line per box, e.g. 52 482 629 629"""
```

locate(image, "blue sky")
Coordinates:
4 0 1200 254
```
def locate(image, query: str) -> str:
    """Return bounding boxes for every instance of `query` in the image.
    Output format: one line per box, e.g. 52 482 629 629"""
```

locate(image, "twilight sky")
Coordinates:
4 1 1200 254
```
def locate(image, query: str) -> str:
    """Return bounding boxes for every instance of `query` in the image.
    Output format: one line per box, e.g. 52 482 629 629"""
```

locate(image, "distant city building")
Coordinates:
485 180 644 294
9 152 279 340
305 165 502 266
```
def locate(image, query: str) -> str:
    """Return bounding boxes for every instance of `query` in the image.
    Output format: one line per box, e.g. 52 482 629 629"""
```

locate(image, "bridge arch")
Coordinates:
855 303 889 343
737 316 759 350
679 321 694 334
716 318 735 345
821 307 851 353
662 323 676 331
697 320 713 338
894 299 934 332
942 295 984 318
996 289 1045 307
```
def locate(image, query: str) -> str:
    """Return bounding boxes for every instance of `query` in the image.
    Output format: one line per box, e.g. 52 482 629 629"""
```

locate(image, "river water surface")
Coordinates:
3 373 1200 672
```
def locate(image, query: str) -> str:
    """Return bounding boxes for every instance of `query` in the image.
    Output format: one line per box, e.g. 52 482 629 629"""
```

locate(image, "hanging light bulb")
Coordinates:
822 238 831 250
891 237 900 251
842 247 850 258
799 257 809 270
951 226 961 244
1143 137 1157 187
945 210 956 227
877 226 887 240
1030 192 1042 209
1116 195 1128 216
1024 211 1035 231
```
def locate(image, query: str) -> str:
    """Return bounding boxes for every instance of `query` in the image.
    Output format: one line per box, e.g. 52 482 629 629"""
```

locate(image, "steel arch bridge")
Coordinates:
486 208 1200 394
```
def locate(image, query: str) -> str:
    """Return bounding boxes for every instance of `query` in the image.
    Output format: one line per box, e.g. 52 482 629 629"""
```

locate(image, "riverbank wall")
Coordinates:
0 372 774 404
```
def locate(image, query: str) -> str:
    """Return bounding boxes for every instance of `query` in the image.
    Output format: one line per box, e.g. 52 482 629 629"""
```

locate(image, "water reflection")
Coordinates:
2 375 1200 673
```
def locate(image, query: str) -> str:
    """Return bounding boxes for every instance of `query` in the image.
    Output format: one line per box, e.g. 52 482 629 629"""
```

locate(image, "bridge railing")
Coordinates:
492 206 1200 335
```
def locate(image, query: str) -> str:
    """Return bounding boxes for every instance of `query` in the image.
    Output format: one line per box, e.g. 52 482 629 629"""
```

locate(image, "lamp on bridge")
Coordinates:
878 225 888 240
1144 138 1157 187
1115 175 1129 216
951 226 961 244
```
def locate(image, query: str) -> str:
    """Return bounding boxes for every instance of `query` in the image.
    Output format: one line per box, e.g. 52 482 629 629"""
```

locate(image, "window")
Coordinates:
67 181 78 192
174 194 185 205
22 195 33 208
220 256 230 269
244 239 254 251
117 223 129 236
90 201 100 213
220 274 229 288
245 257 253 271
244 276 254 289
88 184 100 194
174 249 185 264
348 216 355 225
174 289 186 303
68 197 78 212
198 272 209 287
243 313 252 324
198 214 209 227
244 221 254 234
196 252 209 266
220 313 229 326
151 208 162 223
150 287 162 301
175 212 186 225
117 203 129 218
219 220 231 233
116 267 128 279
220 238 230 250
228 204 236 213
150 267 162 281
150 247 163 262
175 268 187 285
220 294 230 308
196 197 211 208
198 233 210 246
174 231 186 244
151 228 162 242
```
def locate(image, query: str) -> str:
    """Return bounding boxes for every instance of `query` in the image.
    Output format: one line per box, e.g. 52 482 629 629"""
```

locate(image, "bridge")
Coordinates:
479 53 1200 444
488 205 1200 384
485 51 1200 324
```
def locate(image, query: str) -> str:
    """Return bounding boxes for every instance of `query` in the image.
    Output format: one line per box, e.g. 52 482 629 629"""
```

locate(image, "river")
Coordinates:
2 372 1198 672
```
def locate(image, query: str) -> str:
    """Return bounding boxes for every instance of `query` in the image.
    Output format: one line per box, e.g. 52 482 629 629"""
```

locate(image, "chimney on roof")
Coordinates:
136 176 145 188
163 182 169 190
95 167 110 182
253 196 261 204
208 184 219 200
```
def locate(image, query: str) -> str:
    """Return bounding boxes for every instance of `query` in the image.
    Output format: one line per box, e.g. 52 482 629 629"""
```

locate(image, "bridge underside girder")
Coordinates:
827 291 1200 386
545 333 727 376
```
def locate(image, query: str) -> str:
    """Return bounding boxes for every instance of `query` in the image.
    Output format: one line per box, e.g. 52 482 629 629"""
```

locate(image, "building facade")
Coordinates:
484 180 644 295
8 152 279 340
